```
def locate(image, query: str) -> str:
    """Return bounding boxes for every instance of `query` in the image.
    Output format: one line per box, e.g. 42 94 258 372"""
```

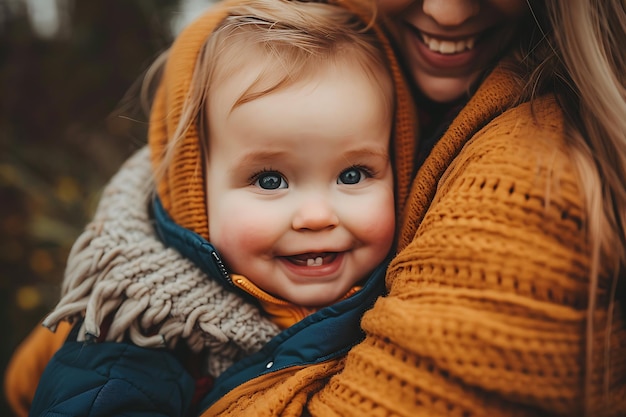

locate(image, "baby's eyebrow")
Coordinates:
341 148 390 162
232 150 290 168
231 147 389 171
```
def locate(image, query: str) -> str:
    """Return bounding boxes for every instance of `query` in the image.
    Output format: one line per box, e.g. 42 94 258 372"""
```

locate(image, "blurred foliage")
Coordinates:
0 0 188 414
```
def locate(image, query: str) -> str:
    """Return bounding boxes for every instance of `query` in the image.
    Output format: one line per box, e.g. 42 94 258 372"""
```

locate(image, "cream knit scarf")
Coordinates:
42 147 281 377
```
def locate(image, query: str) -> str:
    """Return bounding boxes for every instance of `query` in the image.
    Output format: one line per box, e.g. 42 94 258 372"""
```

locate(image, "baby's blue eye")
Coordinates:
338 167 364 185
256 172 288 190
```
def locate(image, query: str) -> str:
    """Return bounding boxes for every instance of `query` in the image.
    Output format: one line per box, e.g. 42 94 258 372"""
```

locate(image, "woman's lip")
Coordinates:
404 23 483 71
416 28 483 42
415 36 478 68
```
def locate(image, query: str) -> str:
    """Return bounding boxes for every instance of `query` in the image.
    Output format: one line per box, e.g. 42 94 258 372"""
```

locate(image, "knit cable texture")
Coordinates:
42 147 281 377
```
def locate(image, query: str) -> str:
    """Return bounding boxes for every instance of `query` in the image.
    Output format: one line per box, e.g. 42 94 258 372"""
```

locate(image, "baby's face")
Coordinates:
204 59 395 307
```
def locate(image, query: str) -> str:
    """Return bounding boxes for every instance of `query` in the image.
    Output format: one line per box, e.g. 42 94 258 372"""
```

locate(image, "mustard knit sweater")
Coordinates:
306 64 626 416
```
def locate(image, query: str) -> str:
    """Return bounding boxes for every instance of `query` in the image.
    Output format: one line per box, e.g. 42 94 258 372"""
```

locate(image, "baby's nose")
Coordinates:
291 197 339 231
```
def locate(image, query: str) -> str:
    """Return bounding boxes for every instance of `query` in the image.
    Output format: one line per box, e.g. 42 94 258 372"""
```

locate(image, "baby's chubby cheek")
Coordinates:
211 220 272 262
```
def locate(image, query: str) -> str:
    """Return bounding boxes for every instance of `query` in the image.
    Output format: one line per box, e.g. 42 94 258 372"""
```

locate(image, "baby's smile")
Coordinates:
285 252 339 267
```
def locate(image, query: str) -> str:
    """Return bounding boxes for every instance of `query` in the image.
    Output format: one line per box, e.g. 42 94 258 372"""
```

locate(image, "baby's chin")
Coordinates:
280 291 342 308
413 70 481 104
277 283 353 308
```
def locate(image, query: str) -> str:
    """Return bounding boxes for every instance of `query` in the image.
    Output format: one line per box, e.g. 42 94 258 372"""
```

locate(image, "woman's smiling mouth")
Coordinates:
421 33 476 54
401 22 507 75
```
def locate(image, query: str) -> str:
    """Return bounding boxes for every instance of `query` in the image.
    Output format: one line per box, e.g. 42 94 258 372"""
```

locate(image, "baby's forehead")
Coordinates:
214 42 386 94
205 61 393 172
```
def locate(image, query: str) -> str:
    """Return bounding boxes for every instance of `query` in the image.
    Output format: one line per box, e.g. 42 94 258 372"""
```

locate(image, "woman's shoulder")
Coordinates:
457 93 575 183
436 92 583 225
473 93 567 155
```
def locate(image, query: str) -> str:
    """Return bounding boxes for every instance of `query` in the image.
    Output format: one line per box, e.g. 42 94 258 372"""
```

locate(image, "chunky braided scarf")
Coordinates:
43 147 281 377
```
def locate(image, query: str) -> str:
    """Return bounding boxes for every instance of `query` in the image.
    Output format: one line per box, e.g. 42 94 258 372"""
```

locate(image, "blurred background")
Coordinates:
0 0 213 414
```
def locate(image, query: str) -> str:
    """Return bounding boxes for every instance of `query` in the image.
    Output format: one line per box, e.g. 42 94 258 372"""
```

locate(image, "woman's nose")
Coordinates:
422 0 480 27
292 197 339 231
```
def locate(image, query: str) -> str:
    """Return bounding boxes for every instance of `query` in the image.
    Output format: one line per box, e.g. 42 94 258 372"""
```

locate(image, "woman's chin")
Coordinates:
413 70 480 103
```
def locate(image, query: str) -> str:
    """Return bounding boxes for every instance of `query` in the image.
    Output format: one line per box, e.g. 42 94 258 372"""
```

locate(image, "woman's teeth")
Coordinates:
422 33 476 54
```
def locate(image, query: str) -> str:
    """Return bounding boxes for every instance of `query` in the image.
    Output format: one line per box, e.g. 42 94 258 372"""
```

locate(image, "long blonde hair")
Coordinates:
522 0 626 413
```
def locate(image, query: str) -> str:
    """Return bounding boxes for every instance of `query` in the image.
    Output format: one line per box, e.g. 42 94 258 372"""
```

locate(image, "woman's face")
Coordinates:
380 0 529 103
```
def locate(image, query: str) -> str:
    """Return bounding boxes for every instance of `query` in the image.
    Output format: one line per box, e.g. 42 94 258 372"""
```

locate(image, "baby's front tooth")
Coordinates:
305 256 324 266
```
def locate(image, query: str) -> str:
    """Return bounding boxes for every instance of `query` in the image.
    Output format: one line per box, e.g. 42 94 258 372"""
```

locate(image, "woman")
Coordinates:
5 0 625 416
308 1 626 416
